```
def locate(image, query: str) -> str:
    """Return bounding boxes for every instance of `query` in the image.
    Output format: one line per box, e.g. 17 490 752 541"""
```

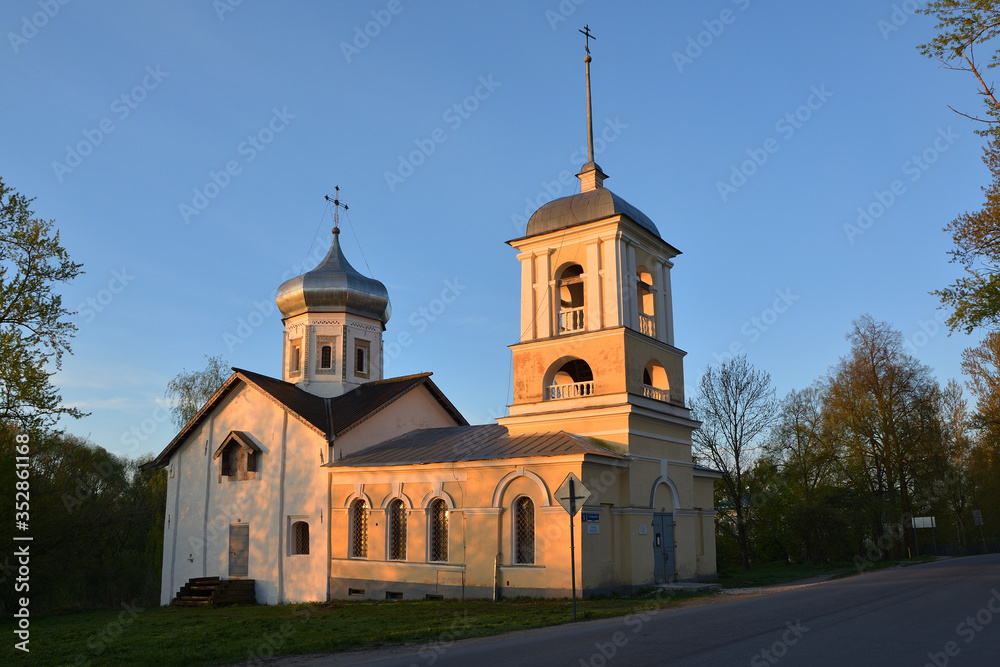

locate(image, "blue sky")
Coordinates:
1 0 988 459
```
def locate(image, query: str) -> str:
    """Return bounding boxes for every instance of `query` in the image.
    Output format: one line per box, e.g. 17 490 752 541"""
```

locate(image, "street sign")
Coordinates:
555 473 591 516
582 512 600 523
555 472 591 622
973 509 984 526
913 517 936 529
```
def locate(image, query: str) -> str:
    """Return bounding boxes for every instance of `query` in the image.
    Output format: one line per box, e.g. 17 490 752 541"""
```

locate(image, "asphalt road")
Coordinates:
274 554 1000 666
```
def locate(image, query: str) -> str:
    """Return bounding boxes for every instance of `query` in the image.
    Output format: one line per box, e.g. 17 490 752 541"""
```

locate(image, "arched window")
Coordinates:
351 499 368 558
429 499 448 562
320 344 332 370
643 359 669 402
557 264 585 333
290 343 301 374
637 267 655 337
388 499 407 561
548 358 594 400
291 521 309 555
514 496 535 564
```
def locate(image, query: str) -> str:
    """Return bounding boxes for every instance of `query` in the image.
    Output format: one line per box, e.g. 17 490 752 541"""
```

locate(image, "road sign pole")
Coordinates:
556 472 590 622
570 478 577 622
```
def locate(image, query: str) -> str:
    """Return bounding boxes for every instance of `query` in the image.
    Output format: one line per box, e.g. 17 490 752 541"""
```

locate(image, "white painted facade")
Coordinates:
158 376 462 605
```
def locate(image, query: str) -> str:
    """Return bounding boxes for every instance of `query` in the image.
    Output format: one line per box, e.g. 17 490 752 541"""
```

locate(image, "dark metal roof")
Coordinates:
524 187 661 239
144 369 466 469
328 424 625 467
236 368 331 436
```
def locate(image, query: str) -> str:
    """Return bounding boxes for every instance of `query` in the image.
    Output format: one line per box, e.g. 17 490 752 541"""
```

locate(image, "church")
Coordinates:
147 38 720 605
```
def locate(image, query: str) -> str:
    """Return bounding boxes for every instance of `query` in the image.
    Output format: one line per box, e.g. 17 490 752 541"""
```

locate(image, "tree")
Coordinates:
0 424 166 612
0 178 84 431
919 1 1000 126
164 354 230 429
822 315 948 558
918 4 1000 333
959 333 1000 541
961 331 1000 425
934 379 977 545
930 138 1000 334
691 355 777 570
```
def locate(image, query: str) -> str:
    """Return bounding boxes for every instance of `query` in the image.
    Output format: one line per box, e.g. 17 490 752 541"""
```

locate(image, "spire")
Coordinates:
578 24 607 193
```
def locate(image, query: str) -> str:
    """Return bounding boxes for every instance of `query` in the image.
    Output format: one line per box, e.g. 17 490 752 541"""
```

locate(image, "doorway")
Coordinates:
652 513 675 583
229 523 249 578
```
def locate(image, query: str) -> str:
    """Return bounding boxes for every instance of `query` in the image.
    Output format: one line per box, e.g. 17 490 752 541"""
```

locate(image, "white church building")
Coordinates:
146 41 719 605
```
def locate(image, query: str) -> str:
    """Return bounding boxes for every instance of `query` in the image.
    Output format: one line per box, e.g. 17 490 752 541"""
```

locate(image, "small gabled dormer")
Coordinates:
213 430 262 482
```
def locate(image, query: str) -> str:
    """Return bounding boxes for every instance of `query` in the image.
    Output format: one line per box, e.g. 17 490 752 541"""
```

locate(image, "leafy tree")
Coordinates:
0 178 84 430
918 4 1000 332
930 139 1000 334
822 315 948 558
164 354 230 429
932 379 978 545
961 331 1000 425
0 423 166 612
691 355 777 570
919 1 1000 126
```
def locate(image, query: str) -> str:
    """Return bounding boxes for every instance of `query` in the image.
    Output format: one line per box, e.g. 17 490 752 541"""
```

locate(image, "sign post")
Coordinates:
973 509 986 548
913 517 938 556
556 472 591 621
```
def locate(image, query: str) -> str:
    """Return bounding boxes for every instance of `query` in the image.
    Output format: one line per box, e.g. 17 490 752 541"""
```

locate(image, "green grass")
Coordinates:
718 555 939 588
717 561 857 588
3 592 708 666
7 559 944 665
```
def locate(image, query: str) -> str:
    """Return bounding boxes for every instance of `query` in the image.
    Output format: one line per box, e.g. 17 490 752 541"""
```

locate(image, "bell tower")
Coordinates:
498 27 695 458
275 189 391 398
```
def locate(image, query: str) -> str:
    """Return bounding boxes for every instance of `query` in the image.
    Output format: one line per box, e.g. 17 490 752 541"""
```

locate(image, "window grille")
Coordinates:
320 345 332 369
356 347 366 374
388 499 406 561
292 521 309 555
351 500 368 558
514 496 535 564
429 499 448 562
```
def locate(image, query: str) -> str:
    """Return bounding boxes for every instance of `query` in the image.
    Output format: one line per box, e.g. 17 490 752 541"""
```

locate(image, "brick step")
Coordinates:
170 577 256 607
171 598 212 607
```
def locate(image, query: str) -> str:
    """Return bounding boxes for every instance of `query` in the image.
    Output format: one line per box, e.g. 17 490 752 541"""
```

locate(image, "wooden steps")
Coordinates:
170 577 256 607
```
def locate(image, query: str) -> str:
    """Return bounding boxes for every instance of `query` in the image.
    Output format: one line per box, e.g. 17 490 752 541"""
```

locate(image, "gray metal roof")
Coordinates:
524 187 661 239
276 228 391 324
328 424 625 467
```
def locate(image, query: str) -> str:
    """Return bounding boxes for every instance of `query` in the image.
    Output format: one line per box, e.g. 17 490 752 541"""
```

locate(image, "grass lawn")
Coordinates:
717 555 938 588
6 557 941 666
3 591 708 666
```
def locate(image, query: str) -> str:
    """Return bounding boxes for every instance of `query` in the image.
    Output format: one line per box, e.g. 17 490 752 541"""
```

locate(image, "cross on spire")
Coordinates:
324 185 349 233
577 25 607 191
579 24 596 55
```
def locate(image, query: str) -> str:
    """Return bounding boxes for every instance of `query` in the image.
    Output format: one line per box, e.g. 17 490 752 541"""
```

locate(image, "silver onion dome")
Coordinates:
276 229 391 324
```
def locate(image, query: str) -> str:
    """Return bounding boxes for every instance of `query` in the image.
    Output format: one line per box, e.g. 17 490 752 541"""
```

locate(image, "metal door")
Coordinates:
229 523 249 577
652 513 675 583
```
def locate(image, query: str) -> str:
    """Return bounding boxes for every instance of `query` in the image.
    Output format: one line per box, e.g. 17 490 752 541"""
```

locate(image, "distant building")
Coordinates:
147 42 719 604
